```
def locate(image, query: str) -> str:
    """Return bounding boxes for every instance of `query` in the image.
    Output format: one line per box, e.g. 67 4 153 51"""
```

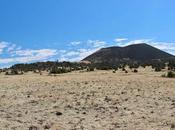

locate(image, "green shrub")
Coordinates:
50 66 70 74
122 68 126 71
11 69 19 75
87 67 95 72
167 71 175 78
5 71 9 75
155 67 161 72
133 69 138 73
5 69 23 75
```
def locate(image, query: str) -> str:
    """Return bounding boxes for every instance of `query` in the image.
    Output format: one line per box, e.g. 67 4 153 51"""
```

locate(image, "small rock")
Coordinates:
43 124 51 129
17 113 22 117
29 126 38 130
171 124 175 128
82 112 86 115
56 112 62 116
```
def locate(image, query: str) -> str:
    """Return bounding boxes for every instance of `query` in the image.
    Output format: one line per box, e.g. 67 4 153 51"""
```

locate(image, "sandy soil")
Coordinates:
0 69 175 130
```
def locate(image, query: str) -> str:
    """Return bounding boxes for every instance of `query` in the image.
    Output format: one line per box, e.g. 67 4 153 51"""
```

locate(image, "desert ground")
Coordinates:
0 68 175 130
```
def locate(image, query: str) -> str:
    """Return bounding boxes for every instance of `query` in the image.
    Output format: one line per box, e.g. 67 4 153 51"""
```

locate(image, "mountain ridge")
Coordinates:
82 43 174 63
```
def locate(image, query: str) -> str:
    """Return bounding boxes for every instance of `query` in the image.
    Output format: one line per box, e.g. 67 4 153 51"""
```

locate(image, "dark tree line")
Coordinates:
1 57 175 75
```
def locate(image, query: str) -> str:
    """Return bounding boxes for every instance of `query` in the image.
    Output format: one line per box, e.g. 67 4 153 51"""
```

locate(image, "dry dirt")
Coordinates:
0 69 175 130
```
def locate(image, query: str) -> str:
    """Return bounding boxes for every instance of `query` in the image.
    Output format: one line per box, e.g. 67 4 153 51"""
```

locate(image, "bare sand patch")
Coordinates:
0 70 175 130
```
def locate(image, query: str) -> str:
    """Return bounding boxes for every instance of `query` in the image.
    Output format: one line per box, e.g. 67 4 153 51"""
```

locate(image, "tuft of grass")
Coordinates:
161 74 166 77
5 69 24 75
167 71 175 78
155 67 161 72
162 71 175 78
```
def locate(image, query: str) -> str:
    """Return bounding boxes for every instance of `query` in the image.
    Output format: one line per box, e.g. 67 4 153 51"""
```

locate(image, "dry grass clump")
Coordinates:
5 69 24 75
155 67 162 72
162 71 175 78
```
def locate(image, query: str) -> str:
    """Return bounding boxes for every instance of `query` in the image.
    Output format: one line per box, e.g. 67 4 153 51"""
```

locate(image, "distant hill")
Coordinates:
82 43 175 63
6 43 175 72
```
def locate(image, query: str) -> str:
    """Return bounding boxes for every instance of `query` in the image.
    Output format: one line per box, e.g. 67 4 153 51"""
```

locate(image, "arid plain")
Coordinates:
0 68 175 130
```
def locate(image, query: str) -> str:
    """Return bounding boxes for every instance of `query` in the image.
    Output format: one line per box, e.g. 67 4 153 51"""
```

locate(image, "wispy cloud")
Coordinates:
70 41 81 46
0 41 9 54
0 41 22 55
7 44 17 53
0 49 57 64
59 48 100 62
62 51 80 57
87 40 106 48
0 40 58 66
115 39 152 47
1 38 175 68
115 39 175 55
14 49 57 57
147 41 175 55
59 40 106 62
114 38 128 43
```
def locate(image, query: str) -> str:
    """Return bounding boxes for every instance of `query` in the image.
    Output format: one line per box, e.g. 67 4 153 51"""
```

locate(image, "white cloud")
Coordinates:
58 39 106 62
14 49 57 56
63 51 80 57
78 48 99 60
1 38 175 68
149 42 175 50
70 41 81 46
147 41 175 55
58 50 66 53
114 38 128 42
87 40 106 48
58 39 175 62
59 48 100 62
0 40 59 66
127 39 152 45
0 49 58 64
115 39 175 55
116 39 152 47
0 41 9 54
7 44 16 52
0 41 22 54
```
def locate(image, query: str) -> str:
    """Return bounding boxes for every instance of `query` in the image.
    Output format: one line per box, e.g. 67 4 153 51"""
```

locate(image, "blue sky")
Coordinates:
0 0 175 68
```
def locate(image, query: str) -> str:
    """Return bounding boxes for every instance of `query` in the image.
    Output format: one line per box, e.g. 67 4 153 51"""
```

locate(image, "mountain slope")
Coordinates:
82 43 174 63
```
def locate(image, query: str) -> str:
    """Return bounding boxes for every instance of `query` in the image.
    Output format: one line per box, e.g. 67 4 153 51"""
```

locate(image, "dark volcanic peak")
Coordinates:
83 43 174 63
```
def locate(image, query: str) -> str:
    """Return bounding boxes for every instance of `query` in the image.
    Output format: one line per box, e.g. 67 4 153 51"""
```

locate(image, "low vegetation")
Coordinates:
0 58 175 77
154 67 162 72
50 66 71 74
5 70 24 75
87 67 95 72
162 71 175 78
133 69 138 73
167 71 175 78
